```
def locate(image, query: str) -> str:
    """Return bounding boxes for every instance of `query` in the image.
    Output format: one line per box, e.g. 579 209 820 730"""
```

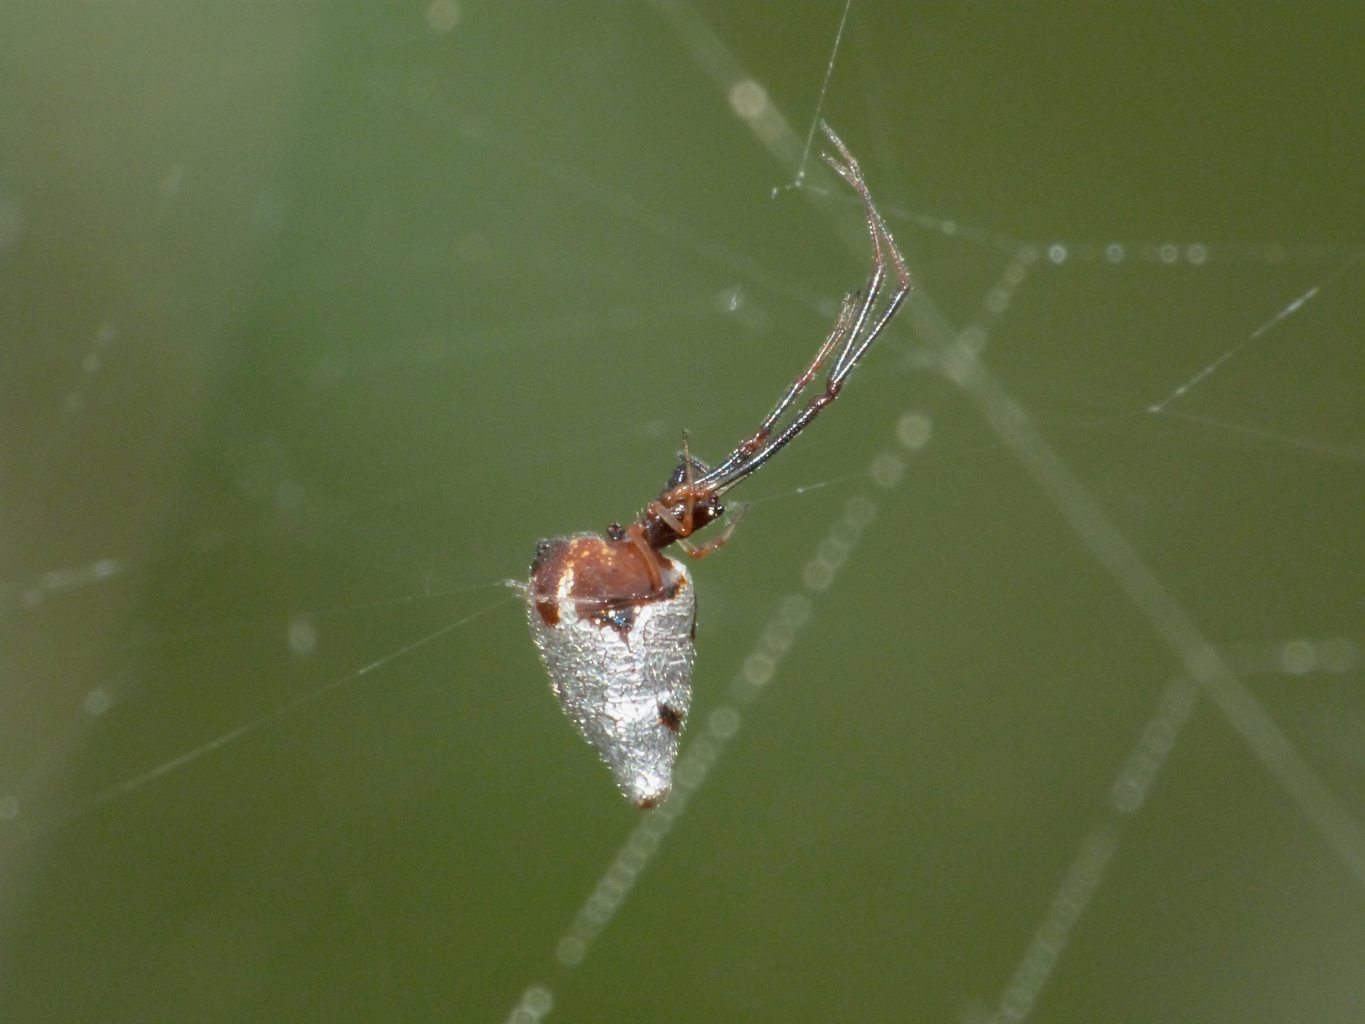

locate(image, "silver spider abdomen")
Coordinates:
527 533 695 808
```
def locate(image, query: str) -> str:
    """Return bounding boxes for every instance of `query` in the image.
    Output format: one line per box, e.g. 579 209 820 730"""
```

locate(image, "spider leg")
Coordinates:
819 121 912 384
703 288 861 489
756 289 859 441
672 500 748 559
697 124 911 496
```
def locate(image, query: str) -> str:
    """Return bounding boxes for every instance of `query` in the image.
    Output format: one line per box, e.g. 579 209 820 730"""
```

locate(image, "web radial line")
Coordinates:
990 824 1120 1024
3 598 513 852
1148 282 1321 413
1153 408 1365 467
986 673 1200 1023
1149 246 1365 413
790 0 855 188
938 331 1365 891
652 1 805 167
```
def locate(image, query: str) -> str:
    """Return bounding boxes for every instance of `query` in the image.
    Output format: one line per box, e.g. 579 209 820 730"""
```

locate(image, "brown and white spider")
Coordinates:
523 122 911 807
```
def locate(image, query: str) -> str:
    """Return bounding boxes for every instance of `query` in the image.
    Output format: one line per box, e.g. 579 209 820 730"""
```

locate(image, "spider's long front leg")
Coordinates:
697 123 911 497
753 289 860 442
704 289 861 490
819 122 912 385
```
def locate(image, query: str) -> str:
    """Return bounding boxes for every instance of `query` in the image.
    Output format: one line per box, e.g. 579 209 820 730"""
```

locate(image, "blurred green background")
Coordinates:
2 3 1362 1022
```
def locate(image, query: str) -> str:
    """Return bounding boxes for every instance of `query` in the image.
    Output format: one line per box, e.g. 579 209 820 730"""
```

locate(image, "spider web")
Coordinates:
2 4 1362 1023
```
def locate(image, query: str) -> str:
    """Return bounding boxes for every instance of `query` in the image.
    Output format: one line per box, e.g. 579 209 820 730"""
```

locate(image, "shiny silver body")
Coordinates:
527 557 695 808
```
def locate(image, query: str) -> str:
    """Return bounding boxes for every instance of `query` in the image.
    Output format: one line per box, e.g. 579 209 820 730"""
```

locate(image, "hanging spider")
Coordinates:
523 122 911 808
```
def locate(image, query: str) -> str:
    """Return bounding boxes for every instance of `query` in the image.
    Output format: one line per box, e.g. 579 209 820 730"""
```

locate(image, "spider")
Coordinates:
524 122 910 807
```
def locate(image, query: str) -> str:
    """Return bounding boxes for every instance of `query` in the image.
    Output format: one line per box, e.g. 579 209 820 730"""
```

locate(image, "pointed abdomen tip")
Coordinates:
627 773 671 809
